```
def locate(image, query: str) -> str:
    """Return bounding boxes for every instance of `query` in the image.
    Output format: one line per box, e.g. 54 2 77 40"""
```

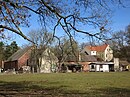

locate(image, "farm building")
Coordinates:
4 47 32 71
82 44 113 62
79 54 97 72
37 48 58 73
4 47 58 73
89 62 114 72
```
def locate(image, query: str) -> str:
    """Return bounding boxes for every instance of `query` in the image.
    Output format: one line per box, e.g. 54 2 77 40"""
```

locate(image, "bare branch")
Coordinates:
0 25 35 44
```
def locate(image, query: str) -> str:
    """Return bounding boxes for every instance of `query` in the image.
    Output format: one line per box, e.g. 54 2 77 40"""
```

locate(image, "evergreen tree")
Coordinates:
4 45 12 60
10 41 19 54
4 41 19 60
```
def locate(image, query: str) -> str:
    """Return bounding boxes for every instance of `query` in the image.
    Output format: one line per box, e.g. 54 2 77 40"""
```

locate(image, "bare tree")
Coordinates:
28 29 54 72
107 24 130 59
0 0 128 44
52 36 79 71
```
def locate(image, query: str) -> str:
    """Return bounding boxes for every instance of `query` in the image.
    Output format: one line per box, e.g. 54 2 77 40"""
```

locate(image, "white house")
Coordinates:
89 62 114 72
39 48 58 73
81 44 113 62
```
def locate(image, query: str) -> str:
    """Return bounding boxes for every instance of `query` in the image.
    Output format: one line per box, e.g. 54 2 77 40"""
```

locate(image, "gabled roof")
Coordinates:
41 48 58 61
86 44 108 52
80 55 97 62
7 47 32 61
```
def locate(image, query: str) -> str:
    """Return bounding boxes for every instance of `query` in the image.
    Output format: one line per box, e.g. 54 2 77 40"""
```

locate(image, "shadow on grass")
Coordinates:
94 87 130 97
0 81 130 97
63 87 130 97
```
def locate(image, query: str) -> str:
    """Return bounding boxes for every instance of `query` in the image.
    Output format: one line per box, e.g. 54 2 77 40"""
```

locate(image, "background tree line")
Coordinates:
0 41 19 67
108 24 130 62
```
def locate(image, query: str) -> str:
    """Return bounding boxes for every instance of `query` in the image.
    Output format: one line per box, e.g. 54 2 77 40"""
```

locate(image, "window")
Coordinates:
100 65 103 68
91 65 95 69
84 51 89 55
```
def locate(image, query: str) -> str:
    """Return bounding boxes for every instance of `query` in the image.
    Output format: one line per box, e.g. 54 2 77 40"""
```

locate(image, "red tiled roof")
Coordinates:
86 44 108 52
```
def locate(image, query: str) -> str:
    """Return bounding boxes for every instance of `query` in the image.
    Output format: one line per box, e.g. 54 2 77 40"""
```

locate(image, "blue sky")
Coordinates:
112 6 130 31
5 3 130 47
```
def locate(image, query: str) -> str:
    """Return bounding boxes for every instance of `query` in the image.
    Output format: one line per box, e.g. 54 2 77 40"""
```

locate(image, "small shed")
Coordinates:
64 54 81 72
89 62 114 72
120 60 130 71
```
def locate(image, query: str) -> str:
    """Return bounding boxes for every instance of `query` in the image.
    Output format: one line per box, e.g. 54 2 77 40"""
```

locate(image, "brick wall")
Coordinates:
18 50 31 69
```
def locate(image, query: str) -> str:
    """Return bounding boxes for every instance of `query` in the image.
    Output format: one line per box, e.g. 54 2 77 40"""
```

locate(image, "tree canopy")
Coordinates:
110 24 130 62
0 41 19 60
0 0 128 44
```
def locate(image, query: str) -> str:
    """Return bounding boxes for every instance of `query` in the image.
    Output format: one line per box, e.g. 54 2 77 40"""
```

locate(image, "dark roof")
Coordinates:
120 61 130 66
7 47 31 61
80 54 97 62
65 55 79 62
93 55 104 62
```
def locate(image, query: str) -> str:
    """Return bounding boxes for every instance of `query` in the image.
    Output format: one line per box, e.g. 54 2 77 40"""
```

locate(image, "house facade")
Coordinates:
82 44 113 62
89 62 114 72
38 48 58 73
4 47 31 71
63 52 98 72
79 54 97 72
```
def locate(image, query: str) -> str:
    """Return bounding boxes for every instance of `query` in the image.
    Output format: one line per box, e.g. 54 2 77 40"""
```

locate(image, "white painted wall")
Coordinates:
91 51 97 55
40 59 51 73
89 64 109 72
100 65 103 71
39 48 58 73
114 58 119 71
104 45 113 61
96 65 100 71
103 65 109 72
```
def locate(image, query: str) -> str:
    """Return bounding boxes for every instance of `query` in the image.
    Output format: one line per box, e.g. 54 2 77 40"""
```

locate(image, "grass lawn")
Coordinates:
0 72 130 97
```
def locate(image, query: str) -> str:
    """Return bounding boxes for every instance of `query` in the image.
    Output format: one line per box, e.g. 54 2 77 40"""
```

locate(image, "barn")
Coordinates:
4 47 31 71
